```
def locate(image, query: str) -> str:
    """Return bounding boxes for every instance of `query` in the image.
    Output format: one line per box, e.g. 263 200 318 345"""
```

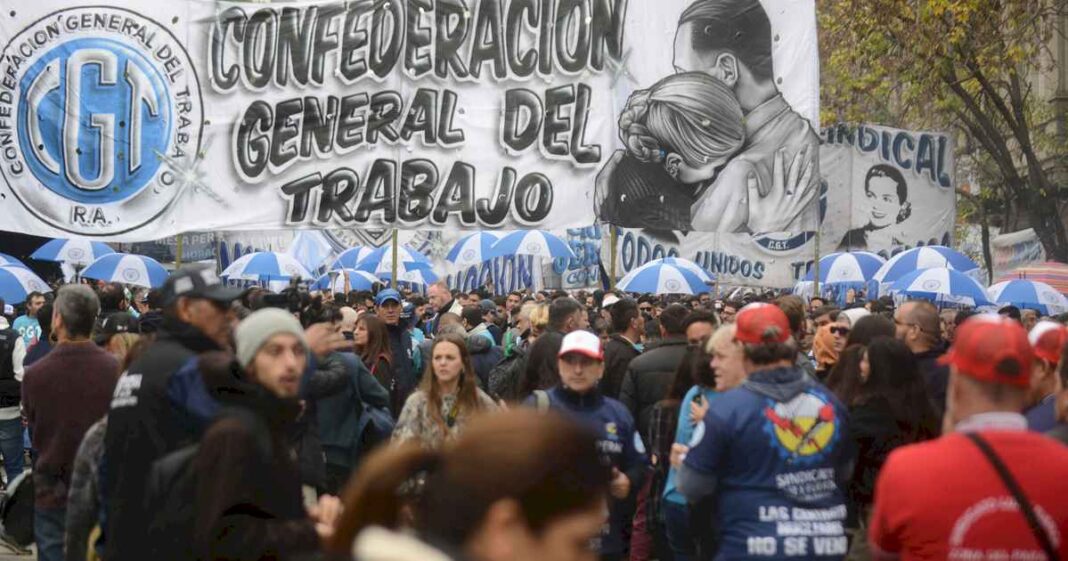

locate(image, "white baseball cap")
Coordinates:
602 294 621 309
558 330 604 361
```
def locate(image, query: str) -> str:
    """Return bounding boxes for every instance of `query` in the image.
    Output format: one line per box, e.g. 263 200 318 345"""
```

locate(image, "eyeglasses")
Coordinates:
639 306 653 312
830 326 850 336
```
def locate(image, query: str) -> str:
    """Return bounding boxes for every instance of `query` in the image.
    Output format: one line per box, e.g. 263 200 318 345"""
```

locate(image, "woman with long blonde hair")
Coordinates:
393 333 497 449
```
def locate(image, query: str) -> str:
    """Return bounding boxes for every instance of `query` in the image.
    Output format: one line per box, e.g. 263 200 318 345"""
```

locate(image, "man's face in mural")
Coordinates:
866 176 902 229
672 22 740 88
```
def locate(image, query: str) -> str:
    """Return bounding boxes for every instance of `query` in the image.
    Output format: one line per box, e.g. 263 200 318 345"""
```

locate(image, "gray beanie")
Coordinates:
235 308 307 369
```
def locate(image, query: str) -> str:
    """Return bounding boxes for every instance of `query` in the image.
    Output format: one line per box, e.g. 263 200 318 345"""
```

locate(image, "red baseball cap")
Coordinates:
1029 320 1068 365
939 315 1034 387
734 303 791 344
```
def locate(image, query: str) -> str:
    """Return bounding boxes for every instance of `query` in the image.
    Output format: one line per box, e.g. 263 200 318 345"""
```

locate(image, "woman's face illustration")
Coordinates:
866 176 902 229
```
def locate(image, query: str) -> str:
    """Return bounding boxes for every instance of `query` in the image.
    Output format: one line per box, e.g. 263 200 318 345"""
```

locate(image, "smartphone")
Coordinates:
694 394 704 406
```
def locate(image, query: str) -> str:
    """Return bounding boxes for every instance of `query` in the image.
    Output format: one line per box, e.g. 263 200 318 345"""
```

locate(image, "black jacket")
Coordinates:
619 336 688 438
600 334 641 400
914 347 948 417
105 318 222 561
847 397 915 510
386 323 417 407
467 334 503 391
193 359 319 561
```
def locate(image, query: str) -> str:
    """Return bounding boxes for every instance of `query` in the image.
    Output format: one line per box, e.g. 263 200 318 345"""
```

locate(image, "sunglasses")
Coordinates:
640 306 653 312
830 326 850 336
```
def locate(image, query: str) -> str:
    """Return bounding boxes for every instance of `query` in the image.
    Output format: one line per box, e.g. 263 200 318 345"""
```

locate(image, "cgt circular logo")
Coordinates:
0 7 202 235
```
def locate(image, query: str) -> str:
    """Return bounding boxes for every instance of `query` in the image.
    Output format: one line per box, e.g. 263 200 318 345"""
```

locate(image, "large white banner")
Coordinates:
0 0 818 241
610 124 956 288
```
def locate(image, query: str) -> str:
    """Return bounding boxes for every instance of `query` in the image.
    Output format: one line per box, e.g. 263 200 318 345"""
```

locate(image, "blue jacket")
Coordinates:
525 386 647 555
679 366 854 561
663 384 717 506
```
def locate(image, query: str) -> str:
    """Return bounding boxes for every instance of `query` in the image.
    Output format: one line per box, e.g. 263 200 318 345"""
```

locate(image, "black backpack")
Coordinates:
144 408 270 561
488 348 527 402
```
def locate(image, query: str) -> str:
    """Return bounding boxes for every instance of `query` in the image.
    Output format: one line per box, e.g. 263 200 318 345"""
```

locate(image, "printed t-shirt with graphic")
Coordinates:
682 367 853 560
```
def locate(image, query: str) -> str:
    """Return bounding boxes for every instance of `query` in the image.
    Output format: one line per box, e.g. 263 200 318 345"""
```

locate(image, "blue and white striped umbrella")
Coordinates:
355 246 434 275
657 257 715 283
329 247 378 270
378 268 441 286
31 238 115 267
0 265 51 304
487 230 576 261
873 246 980 286
803 252 885 286
0 253 27 269
311 269 382 293
890 267 991 307
82 253 169 288
987 280 1068 316
618 259 711 295
446 232 502 269
222 251 312 281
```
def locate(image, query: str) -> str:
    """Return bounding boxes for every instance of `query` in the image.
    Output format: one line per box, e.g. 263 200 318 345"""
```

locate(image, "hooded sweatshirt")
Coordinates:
465 334 502 391
679 366 854 561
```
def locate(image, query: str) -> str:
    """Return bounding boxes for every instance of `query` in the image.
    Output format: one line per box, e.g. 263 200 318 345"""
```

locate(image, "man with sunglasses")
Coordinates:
104 267 243 561
895 300 949 418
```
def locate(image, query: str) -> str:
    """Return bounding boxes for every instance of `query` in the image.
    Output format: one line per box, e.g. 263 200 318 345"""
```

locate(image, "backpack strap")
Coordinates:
965 432 1059 561
533 390 550 413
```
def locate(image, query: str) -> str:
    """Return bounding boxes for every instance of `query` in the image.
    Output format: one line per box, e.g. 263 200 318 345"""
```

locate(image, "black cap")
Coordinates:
161 266 243 307
95 312 140 345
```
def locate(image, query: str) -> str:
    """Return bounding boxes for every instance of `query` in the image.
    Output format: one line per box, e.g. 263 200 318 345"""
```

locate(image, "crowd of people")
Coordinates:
0 267 1066 561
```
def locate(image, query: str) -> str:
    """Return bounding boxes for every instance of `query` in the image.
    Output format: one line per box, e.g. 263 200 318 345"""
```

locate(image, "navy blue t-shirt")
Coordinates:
683 367 853 560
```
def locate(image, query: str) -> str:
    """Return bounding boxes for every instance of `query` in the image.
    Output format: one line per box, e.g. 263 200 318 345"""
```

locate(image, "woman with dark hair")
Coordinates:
844 336 939 557
326 410 610 561
354 315 398 415
393 333 497 449
826 315 897 404
838 164 911 252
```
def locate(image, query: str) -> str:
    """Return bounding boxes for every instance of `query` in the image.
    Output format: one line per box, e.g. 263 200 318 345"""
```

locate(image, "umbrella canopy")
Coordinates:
446 232 502 269
378 268 441 286
31 238 115 267
987 280 1068 316
618 259 711 295
656 257 715 283
997 262 1068 296
0 265 51 304
487 230 576 260
873 246 980 286
311 269 381 292
890 267 991 307
354 246 434 275
81 253 169 288
329 247 378 270
0 253 27 268
222 252 312 281
803 252 885 286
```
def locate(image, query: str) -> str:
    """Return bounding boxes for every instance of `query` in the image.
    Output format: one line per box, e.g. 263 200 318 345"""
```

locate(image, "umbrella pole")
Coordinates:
812 227 821 300
609 226 617 290
176 234 184 269
391 229 399 290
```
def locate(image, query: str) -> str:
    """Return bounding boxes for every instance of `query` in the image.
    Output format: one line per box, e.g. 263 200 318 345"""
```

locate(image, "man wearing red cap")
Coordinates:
1023 320 1068 433
869 316 1068 560
673 303 853 560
